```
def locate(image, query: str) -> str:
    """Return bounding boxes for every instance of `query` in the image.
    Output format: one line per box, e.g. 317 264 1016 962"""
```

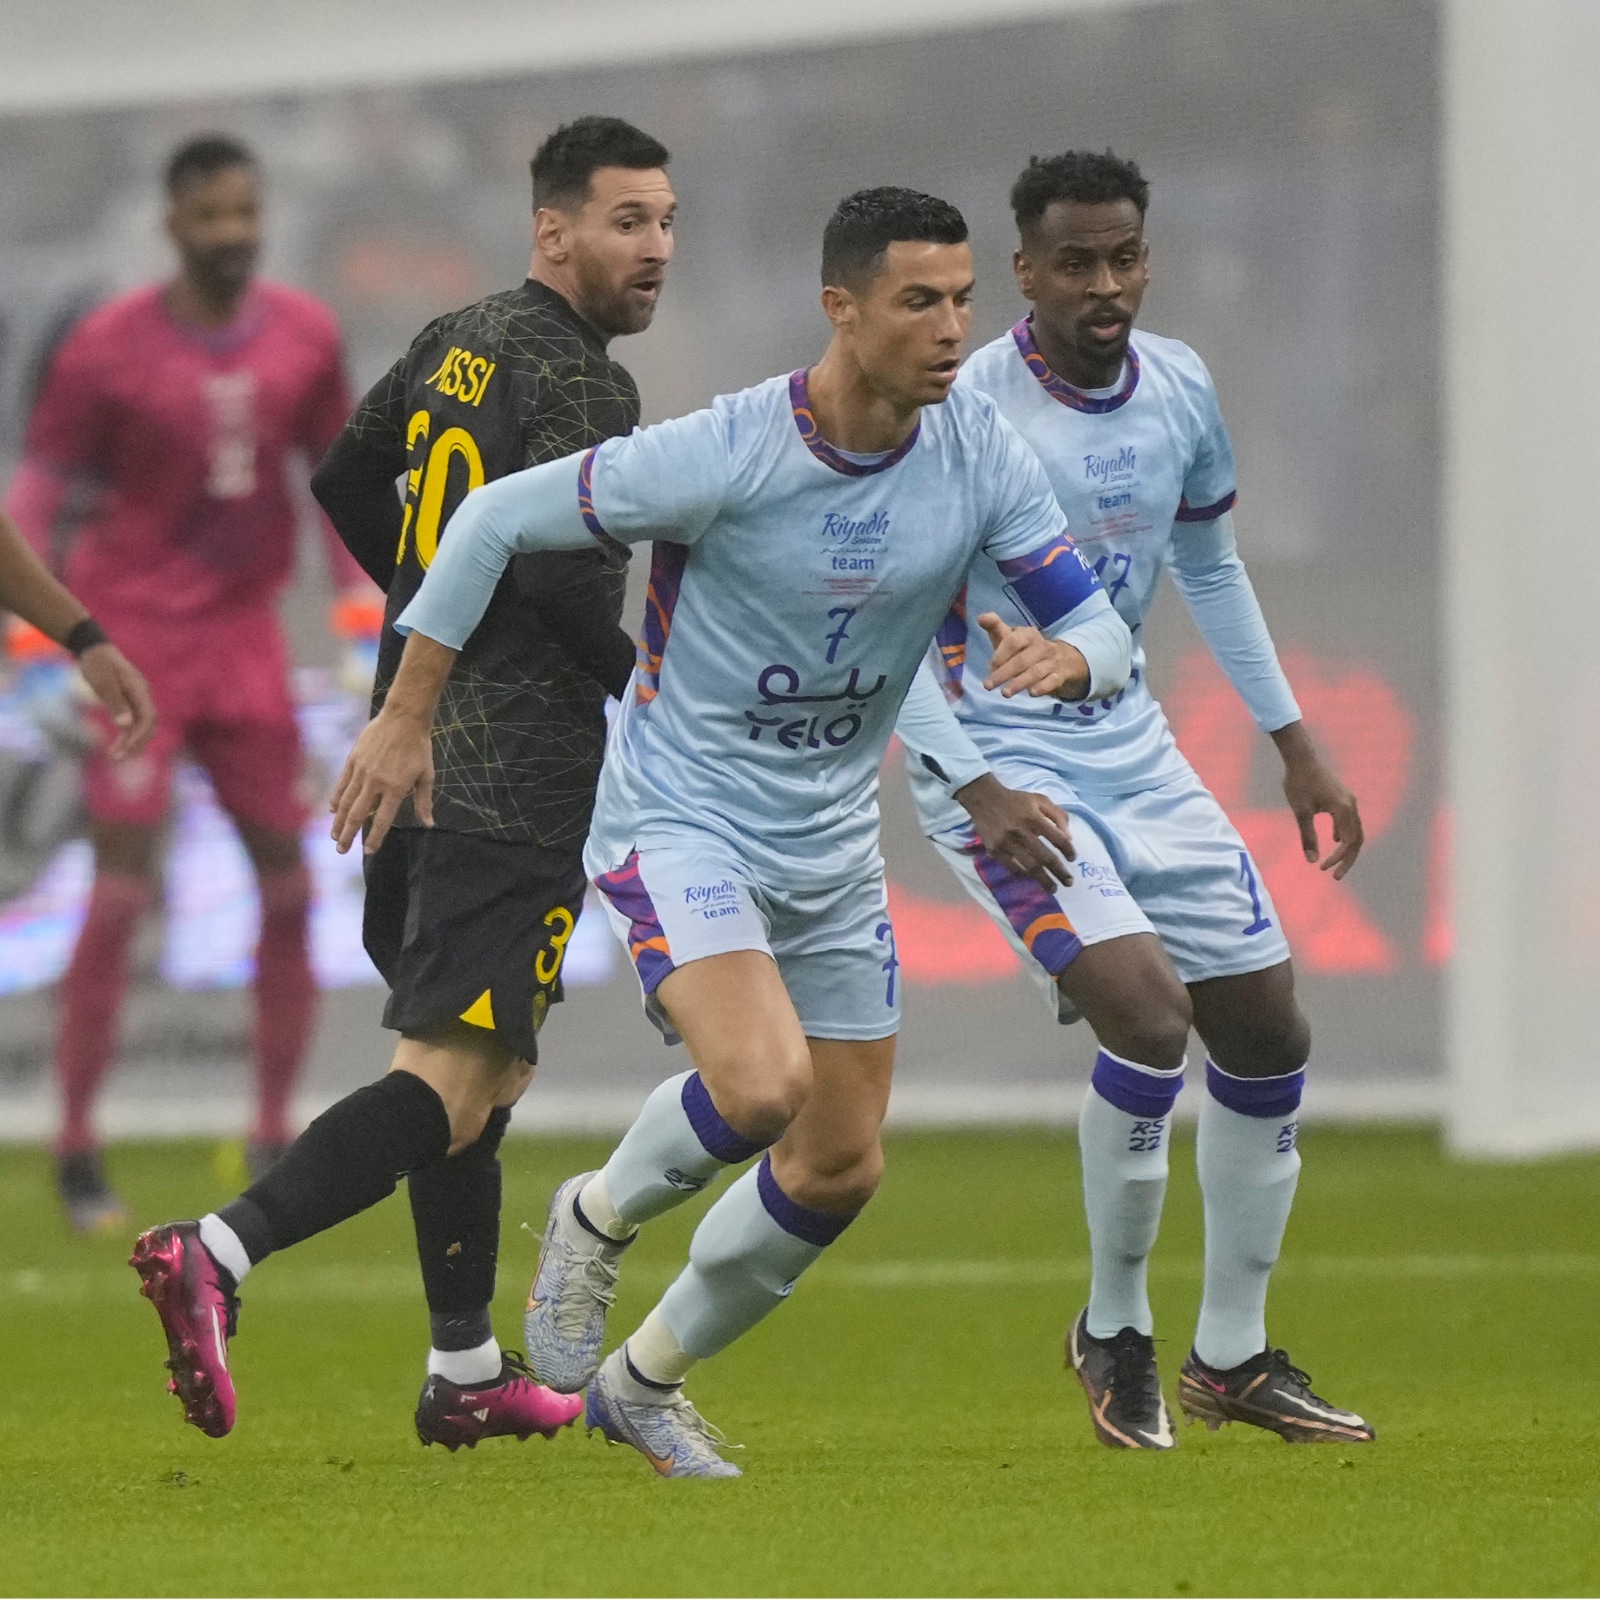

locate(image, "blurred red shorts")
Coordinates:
82 604 307 834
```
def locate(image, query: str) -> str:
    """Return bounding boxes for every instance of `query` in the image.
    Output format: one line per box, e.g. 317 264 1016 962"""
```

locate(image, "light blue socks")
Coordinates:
654 1155 857 1363
590 1070 768 1229
1193 1059 1305 1370
1079 1049 1186 1338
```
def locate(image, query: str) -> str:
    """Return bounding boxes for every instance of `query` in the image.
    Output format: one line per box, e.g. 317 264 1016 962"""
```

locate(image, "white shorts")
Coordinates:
934 762 1290 1015
593 838 900 1042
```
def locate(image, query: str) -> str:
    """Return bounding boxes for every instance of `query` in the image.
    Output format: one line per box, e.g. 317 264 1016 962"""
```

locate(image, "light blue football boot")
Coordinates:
523 1172 631 1393
586 1348 742 1479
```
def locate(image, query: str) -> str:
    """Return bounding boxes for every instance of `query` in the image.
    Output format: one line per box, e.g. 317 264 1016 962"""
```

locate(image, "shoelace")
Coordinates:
500 1350 539 1385
1105 1329 1164 1410
548 1236 621 1340
1266 1348 1332 1404
659 1393 743 1457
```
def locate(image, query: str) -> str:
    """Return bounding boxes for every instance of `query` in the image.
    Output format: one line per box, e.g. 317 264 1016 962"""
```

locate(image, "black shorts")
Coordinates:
363 826 588 1064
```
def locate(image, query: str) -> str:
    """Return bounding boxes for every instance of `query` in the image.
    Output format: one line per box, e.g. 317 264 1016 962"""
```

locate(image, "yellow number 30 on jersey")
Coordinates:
397 410 486 571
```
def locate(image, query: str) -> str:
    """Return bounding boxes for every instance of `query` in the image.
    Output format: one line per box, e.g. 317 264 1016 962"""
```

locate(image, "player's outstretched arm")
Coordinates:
394 453 597 651
896 659 1075 888
1169 510 1363 878
979 592 1130 702
329 632 456 855
0 508 156 759
335 452 600 855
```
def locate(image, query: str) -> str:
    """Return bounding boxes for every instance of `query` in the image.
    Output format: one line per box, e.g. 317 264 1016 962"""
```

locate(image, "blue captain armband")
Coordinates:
995 532 1101 629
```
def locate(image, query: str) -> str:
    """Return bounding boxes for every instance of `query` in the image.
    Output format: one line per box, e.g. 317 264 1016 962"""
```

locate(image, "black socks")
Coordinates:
218 1070 452 1265
410 1105 512 1351
211 1072 512 1358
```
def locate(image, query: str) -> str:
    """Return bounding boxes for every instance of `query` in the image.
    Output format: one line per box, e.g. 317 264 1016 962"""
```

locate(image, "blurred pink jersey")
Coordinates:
14 280 359 629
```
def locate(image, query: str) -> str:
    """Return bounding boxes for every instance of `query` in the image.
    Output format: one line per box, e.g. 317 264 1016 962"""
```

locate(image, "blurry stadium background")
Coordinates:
0 0 1576 1151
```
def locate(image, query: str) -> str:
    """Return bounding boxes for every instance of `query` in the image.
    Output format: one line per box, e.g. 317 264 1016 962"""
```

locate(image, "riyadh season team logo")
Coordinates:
821 509 889 573
684 880 742 920
1082 446 1136 486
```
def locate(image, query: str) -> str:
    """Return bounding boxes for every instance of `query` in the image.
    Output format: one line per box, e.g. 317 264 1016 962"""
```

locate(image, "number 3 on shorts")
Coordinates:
534 905 576 986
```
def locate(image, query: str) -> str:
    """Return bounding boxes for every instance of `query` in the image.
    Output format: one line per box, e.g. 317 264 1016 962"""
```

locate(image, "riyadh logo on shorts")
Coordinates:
684 880 740 920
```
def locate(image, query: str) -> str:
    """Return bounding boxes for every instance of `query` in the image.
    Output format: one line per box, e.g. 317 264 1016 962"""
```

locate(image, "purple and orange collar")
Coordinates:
789 369 921 477
1012 316 1140 414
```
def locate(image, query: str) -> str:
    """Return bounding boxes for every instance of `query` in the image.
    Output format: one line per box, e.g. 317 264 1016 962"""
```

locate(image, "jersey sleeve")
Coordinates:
20 320 108 478
580 406 731 547
310 357 408 590
1175 359 1238 523
298 327 368 591
895 655 991 793
1168 510 1301 733
978 412 1103 631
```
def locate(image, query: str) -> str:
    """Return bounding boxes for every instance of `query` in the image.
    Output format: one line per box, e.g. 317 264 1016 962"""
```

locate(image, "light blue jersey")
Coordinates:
897 319 1299 991
572 370 1115 889
931 320 1245 798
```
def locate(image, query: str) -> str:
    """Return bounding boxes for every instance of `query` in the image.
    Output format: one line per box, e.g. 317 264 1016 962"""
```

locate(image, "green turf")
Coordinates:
2 1129 1598 1597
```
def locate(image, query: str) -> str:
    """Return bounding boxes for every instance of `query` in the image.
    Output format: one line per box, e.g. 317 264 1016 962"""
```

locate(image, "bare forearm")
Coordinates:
1269 718 1316 766
0 509 90 642
383 632 459 724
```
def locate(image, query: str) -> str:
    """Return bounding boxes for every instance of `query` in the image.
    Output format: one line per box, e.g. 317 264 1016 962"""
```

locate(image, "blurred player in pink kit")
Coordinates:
7 134 368 1230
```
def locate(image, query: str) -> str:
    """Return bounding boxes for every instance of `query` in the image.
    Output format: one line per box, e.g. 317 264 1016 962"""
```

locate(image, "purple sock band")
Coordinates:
1090 1050 1185 1120
681 1072 767 1165
1205 1059 1305 1119
755 1155 856 1247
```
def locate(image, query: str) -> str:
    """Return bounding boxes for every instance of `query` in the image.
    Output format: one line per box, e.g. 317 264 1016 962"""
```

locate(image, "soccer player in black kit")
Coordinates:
131 118 676 1448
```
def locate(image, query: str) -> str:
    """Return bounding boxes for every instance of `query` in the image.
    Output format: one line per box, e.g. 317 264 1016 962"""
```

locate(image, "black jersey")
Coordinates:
315 279 639 847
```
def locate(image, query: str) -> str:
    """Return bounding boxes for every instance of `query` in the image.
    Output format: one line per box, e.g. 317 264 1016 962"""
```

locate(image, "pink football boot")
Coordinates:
130 1221 240 1438
415 1352 584 1450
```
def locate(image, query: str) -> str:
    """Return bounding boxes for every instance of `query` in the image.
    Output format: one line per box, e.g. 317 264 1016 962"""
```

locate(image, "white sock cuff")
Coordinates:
427 1335 502 1385
576 1171 638 1241
626 1305 696 1389
1099 1048 1187 1080
198 1213 252 1285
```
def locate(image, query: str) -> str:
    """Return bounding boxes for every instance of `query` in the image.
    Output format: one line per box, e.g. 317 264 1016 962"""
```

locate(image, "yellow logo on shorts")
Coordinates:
459 990 496 1030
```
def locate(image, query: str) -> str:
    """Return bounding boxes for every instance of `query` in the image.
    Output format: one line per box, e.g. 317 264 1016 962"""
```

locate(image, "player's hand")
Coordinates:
1275 722 1363 880
953 772 1076 888
76 642 157 760
330 707 434 856
978 613 1090 700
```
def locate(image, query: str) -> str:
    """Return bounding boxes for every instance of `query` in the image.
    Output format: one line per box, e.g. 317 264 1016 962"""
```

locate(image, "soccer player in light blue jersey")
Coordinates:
329 188 1131 1477
896 151 1375 1449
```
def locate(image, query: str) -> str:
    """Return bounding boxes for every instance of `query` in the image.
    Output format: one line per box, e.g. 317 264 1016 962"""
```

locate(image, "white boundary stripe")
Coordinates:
0 0 1184 116
12 1252 1597 1304
0 1078 1443 1142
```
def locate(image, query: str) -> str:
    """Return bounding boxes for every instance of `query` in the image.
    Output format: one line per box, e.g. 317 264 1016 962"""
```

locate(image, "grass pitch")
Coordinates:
1 1127 1597 1597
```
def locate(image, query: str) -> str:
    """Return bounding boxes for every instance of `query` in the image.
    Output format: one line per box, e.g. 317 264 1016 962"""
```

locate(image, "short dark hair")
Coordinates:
530 116 670 211
821 186 968 289
1009 150 1150 233
165 134 257 196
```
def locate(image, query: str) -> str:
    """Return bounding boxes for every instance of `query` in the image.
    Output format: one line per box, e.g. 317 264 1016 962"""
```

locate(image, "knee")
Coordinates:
445 1059 530 1153
1092 980 1193 1072
1211 1006 1311 1080
698 1043 812 1147
779 1138 884 1216
458 1102 513 1163
258 863 312 924
1222 1017 1312 1081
